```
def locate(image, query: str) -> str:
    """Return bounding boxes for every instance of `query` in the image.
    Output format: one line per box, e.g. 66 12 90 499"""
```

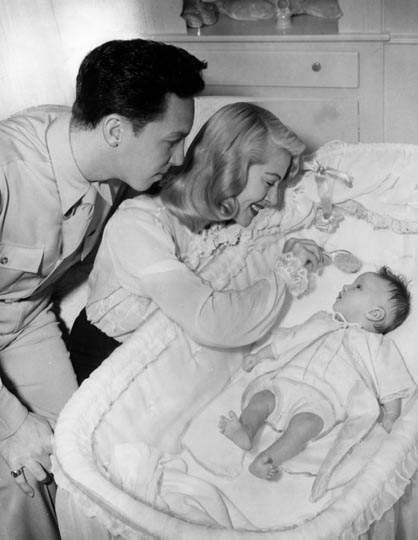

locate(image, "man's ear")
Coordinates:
366 307 386 323
102 115 124 148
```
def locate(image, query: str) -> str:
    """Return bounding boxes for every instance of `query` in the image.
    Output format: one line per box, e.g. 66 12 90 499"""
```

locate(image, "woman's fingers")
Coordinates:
282 237 298 252
283 238 326 272
294 244 320 271
283 237 318 251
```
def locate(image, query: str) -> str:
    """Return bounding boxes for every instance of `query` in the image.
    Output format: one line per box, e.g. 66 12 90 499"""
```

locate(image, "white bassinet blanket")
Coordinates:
171 362 391 530
54 142 418 539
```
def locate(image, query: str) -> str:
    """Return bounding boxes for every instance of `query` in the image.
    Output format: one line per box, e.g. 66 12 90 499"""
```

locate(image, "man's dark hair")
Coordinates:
375 266 411 334
72 39 206 132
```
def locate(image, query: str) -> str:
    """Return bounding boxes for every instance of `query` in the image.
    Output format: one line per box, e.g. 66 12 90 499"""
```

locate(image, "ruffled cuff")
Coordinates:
275 252 309 298
0 384 28 440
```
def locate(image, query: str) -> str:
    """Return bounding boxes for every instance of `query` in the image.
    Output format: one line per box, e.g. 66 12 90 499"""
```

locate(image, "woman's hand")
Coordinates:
283 238 328 273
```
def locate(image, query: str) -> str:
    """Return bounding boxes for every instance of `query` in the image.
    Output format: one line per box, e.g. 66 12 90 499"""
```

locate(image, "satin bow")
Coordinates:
303 159 354 187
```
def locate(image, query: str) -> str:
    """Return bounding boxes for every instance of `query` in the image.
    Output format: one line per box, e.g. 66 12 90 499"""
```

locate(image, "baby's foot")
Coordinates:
249 452 281 481
218 411 252 450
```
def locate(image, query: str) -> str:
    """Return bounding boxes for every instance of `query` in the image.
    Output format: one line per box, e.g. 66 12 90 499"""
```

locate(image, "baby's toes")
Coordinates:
267 465 281 481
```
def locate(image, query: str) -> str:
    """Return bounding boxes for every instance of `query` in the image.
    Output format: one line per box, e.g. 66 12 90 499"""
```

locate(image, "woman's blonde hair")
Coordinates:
160 102 305 232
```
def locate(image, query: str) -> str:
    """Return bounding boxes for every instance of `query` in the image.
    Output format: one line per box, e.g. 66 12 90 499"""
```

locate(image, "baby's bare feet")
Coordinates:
218 411 252 450
249 452 281 481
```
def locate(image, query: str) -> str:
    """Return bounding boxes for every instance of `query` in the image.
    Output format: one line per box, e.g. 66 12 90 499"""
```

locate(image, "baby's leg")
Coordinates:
249 412 323 481
219 390 275 450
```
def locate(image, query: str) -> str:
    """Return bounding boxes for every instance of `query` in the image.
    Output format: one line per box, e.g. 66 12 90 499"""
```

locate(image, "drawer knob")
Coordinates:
312 62 322 72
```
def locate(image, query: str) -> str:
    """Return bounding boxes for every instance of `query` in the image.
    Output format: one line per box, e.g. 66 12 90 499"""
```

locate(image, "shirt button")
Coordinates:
0 256 8 264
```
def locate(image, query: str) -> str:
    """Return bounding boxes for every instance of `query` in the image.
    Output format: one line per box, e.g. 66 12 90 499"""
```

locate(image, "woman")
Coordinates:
69 102 324 383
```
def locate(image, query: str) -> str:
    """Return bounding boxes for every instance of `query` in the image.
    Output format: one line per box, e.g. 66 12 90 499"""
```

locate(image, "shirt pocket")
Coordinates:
0 242 43 292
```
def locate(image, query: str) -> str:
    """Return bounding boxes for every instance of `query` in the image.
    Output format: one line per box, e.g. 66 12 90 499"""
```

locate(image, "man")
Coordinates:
0 38 206 539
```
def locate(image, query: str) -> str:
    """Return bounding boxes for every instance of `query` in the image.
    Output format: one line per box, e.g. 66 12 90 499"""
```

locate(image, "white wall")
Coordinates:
383 0 418 33
383 0 418 143
0 0 147 118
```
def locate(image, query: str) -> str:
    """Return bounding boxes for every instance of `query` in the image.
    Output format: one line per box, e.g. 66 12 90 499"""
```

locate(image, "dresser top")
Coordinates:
143 13 390 43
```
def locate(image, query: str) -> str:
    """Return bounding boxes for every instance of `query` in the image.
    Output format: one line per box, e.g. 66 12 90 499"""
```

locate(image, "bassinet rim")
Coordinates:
53 321 418 539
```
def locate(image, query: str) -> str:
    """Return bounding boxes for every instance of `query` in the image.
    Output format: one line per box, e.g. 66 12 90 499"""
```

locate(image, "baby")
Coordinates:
219 267 415 499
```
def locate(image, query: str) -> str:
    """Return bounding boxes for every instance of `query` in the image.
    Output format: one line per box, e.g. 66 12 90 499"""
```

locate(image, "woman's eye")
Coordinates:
167 139 180 148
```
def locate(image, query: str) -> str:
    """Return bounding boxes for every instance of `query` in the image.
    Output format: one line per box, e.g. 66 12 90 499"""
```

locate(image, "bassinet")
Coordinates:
53 141 418 539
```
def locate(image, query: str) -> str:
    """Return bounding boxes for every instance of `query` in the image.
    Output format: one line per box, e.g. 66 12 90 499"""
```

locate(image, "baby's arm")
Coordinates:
243 311 336 372
243 344 273 372
381 398 401 433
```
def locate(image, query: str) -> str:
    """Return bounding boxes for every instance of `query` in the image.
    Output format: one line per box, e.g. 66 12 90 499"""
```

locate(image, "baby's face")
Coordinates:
333 272 390 325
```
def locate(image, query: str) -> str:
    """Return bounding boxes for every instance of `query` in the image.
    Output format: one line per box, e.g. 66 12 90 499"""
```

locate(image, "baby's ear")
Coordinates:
366 307 386 322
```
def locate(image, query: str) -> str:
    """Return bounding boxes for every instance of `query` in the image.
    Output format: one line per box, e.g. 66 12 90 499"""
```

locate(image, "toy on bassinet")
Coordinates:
181 0 342 29
298 157 363 274
219 267 415 501
324 249 362 273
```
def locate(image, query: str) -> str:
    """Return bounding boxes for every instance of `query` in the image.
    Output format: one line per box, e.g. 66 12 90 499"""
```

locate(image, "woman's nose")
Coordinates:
169 140 185 166
265 184 279 207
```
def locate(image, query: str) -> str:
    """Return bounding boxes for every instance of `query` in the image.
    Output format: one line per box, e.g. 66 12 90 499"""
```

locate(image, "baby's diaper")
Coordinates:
242 373 336 437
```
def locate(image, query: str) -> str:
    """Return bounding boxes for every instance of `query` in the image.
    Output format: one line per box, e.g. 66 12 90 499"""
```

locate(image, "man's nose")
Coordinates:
169 141 185 166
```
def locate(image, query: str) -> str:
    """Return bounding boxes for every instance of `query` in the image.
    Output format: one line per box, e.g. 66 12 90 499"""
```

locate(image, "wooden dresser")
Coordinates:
151 13 389 151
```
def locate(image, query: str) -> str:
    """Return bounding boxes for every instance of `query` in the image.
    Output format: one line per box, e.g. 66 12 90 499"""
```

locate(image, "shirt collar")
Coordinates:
333 311 362 329
46 112 118 213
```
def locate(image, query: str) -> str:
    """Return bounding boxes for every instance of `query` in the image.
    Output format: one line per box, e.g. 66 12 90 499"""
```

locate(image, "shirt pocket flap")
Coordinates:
0 243 43 273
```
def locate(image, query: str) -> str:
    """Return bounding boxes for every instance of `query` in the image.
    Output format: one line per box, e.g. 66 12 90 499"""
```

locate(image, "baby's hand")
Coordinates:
311 310 336 331
311 470 331 502
381 414 396 433
314 310 334 322
243 345 273 372
243 354 261 372
380 400 400 433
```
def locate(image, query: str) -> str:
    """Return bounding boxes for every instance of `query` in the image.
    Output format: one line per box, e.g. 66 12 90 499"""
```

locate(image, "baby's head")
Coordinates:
333 267 411 334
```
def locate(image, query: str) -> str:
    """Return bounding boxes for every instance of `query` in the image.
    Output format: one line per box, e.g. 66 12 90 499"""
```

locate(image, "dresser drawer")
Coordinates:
183 47 359 88
187 95 359 152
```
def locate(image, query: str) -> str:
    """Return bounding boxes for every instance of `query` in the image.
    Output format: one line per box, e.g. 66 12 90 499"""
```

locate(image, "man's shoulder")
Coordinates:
1 105 71 128
4 104 70 119
0 105 71 168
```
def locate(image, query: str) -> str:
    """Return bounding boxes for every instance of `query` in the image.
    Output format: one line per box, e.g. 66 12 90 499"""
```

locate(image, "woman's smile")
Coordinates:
250 201 268 217
235 149 291 227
